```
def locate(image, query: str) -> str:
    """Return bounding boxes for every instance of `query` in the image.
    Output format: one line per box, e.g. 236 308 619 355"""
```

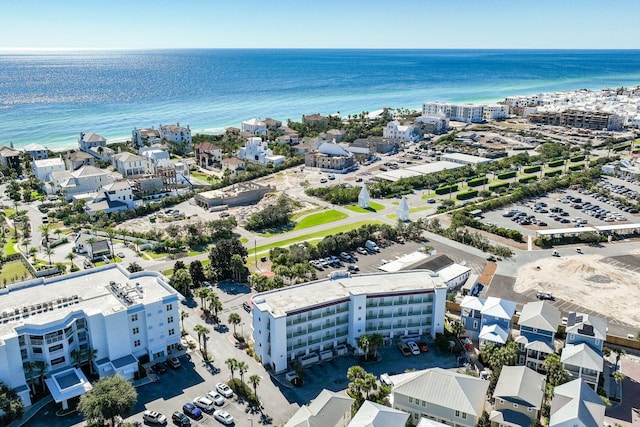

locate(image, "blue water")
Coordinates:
1 49 640 151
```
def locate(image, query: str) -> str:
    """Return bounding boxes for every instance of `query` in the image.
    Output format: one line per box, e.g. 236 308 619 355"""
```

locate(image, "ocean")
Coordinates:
1 49 640 152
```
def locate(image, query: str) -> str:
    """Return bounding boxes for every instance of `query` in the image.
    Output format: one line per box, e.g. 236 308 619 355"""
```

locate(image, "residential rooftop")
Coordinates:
253 270 446 318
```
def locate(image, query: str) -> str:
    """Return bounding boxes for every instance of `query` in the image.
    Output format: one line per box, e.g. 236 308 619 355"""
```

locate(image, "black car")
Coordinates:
172 411 190 426
151 363 167 374
242 302 251 313
536 292 555 301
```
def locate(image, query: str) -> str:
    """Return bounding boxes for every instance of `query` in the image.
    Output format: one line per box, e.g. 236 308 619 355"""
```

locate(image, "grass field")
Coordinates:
248 220 385 256
145 251 168 259
3 239 19 256
293 210 348 230
0 260 32 285
191 171 216 182
345 202 385 213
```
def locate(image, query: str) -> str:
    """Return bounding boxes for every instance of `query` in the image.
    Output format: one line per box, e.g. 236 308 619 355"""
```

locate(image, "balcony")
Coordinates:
308 313 322 321
308 337 322 345
336 306 349 314
379 312 394 319
308 325 322 333
322 322 336 329
378 301 393 307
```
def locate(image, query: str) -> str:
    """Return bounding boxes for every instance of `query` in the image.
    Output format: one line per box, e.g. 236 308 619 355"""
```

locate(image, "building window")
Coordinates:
131 314 138 322
455 410 460 417
473 320 478 329
527 407 533 412
48 343 64 353
51 357 65 366
462 413 467 419
133 327 139 334
167 316 174 323
421 400 426 407
134 340 141 347
499 399 504 404
32 347 43 354
409 397 413 403
168 329 175 336
166 304 173 311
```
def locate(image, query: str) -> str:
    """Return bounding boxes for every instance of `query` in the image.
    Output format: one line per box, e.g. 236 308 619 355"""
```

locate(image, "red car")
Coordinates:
417 341 429 353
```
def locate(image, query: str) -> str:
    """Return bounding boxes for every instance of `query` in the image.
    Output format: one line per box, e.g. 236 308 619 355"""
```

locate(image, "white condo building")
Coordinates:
251 271 447 373
0 265 181 408
383 120 417 142
422 102 508 123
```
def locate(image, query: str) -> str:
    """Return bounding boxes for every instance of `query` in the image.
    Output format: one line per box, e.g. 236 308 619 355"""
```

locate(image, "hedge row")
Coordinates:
519 175 538 184
467 177 488 187
570 155 585 162
545 169 563 177
548 159 565 168
435 185 459 195
614 144 631 152
497 171 517 180
489 182 510 191
569 164 584 171
523 165 541 173
456 190 478 201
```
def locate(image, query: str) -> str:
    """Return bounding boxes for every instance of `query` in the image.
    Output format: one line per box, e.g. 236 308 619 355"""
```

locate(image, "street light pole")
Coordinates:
248 418 254 427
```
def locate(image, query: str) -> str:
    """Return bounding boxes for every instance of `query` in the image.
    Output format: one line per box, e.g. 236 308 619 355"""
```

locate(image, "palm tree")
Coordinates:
23 361 36 395
543 353 569 387
71 349 83 367
45 247 54 266
84 346 98 376
612 371 625 399
194 287 211 310
248 374 261 399
228 312 241 335
357 335 371 361
450 320 465 337
33 361 48 393
209 295 223 323
363 373 378 400
237 361 248 382
107 231 116 259
613 347 626 372
180 310 189 334
230 254 245 283
194 324 209 353
225 358 238 379
66 251 76 268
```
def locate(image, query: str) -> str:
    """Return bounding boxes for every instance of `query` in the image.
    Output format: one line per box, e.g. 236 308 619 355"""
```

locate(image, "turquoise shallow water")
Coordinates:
1 49 639 151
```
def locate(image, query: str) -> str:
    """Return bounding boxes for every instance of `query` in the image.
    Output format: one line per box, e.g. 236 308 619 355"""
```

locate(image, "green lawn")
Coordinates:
0 260 33 285
293 210 348 230
345 202 385 213
248 220 385 256
145 251 169 259
3 239 19 256
240 237 249 244
291 207 324 221
191 171 216 182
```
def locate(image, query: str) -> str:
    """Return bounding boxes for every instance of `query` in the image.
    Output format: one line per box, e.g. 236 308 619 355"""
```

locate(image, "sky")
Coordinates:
2 0 639 50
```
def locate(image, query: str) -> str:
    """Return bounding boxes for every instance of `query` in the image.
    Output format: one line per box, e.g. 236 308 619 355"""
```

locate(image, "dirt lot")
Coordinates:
513 253 640 327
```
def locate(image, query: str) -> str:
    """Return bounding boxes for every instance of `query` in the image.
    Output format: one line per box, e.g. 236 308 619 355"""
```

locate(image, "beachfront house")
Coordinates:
0 145 22 169
490 366 546 427
132 127 161 147
49 165 116 200
241 118 268 136
238 137 285 166
112 151 146 177
388 368 488 427
194 142 223 168
561 312 606 388
159 123 191 153
78 132 107 153
65 150 95 170
32 158 66 182
383 120 419 142
139 146 171 174
516 300 560 373
23 143 48 160
302 113 329 128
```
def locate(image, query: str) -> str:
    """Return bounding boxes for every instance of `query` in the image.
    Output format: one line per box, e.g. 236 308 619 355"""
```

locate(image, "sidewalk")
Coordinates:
8 395 53 427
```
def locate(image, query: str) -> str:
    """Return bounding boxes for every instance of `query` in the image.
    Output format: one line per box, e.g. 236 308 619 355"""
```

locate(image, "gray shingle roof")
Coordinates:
550 379 605 427
493 366 545 409
519 301 561 332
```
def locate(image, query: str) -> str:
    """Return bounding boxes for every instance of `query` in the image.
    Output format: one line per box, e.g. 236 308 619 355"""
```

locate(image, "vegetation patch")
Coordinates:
456 190 478 201
0 260 33 286
489 182 509 191
570 155 585 162
545 169 563 177
435 185 459 195
519 175 538 184
3 239 19 256
467 177 488 187
293 210 348 230
569 164 584 171
523 165 541 173
497 171 517 180
547 159 565 168
345 202 384 213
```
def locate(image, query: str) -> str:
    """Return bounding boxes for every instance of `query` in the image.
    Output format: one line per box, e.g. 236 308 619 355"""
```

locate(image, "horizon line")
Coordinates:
2 47 640 52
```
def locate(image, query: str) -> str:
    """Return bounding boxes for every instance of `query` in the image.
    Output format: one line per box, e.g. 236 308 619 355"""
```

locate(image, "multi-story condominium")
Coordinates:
527 109 621 130
422 102 484 123
460 296 516 348
388 368 488 427
503 95 541 109
78 132 107 153
238 137 285 166
132 127 161 147
561 312 606 388
515 301 560 373
241 118 268 136
23 143 48 160
482 104 509 121
251 271 447 373
32 158 65 182
112 151 146 177
549 379 605 427
0 265 180 408
383 120 417 142
304 141 356 173
490 366 545 427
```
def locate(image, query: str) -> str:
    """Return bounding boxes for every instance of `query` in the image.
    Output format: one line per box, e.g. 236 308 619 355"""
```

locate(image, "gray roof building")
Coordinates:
519 301 561 332
490 366 546 427
285 389 354 427
549 379 605 427
348 401 408 427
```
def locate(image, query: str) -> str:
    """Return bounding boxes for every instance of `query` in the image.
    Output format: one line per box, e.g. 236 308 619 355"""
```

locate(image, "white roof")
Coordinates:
284 389 353 427
440 152 491 164
481 297 517 320
33 158 64 168
377 161 463 182
460 295 485 312
390 368 488 416
242 118 266 127
318 141 351 157
23 143 47 151
437 263 471 284
566 312 607 341
561 343 603 372
253 270 446 318
479 324 509 344
378 251 429 273
348 400 409 427
493 366 545 408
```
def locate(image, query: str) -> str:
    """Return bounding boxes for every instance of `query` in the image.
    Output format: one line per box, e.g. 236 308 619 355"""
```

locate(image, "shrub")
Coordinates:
569 164 584 171
467 177 488 187
456 190 478 200
435 185 459 195
570 155 585 162
519 175 538 184
489 182 509 191
614 144 631 152
497 171 516 180
228 378 258 405
545 169 563 177
548 159 564 168
523 165 541 173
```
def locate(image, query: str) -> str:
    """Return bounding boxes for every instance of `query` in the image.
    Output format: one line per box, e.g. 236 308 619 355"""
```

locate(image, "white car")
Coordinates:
206 391 225 406
142 409 167 425
193 396 215 412
407 341 420 355
216 382 234 398
213 410 234 425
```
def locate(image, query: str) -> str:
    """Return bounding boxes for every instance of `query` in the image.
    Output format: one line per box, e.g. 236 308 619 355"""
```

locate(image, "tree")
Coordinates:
230 254 246 283
194 287 211 310
126 262 143 273
543 354 569 387
248 374 261 400
66 251 76 267
0 381 24 425
174 260 186 271
368 333 384 360
450 320 464 337
189 260 206 287
613 347 626 372
170 268 193 296
45 247 54 266
612 371 625 399
180 310 189 334
228 312 242 335
357 335 370 361
33 361 48 393
237 361 248 382
208 238 248 281
22 361 36 395
78 375 137 427
225 358 238 379
194 324 210 353
208 293 223 323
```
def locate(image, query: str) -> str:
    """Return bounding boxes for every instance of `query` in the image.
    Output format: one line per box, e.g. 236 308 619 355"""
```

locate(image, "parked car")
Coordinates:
536 292 555 301
213 410 234 425
150 363 167 374
417 341 429 353
116 252 125 258
407 341 420 355
216 382 234 398
171 411 190 427
193 396 215 412
182 403 202 419
356 247 368 255
143 410 167 425
206 391 225 406
242 301 251 313
347 265 359 273
166 356 181 369
397 342 412 357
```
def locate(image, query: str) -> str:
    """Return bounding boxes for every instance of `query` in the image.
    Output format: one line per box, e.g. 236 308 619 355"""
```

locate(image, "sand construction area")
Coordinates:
514 253 640 328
